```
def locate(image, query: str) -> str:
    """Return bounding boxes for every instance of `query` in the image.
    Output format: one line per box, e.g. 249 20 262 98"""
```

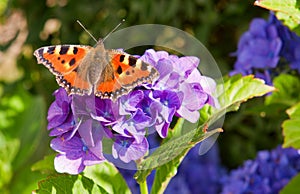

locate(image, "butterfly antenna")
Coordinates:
103 19 125 42
76 20 98 43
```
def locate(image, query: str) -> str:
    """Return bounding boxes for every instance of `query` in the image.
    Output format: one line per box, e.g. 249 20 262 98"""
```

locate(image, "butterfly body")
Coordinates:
34 39 159 101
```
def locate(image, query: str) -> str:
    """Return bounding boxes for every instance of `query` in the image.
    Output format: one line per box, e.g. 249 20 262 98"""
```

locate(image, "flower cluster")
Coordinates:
231 12 300 85
47 49 217 174
221 146 300 194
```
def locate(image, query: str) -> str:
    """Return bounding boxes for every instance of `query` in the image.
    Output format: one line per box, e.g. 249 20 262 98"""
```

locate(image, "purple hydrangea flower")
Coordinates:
150 90 182 138
46 49 217 174
141 49 216 122
47 88 73 130
51 132 105 175
112 135 149 163
230 13 282 85
274 16 300 73
231 12 300 84
221 146 300 194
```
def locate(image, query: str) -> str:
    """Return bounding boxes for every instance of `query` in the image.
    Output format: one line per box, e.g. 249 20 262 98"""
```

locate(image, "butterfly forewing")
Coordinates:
34 45 92 75
34 45 93 95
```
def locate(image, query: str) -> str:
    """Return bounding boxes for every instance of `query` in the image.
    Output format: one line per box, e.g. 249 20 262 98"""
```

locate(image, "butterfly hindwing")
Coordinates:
95 59 128 99
56 71 91 96
94 50 159 100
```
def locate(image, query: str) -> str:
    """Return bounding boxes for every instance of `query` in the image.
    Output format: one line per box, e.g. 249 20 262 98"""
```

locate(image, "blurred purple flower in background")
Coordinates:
231 12 300 85
46 49 217 174
221 146 300 194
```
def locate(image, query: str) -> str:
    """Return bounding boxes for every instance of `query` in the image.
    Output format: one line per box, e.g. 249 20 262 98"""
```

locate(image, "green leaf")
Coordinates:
151 118 197 194
34 174 109 194
150 156 181 194
12 94 46 169
216 75 275 111
31 154 56 174
265 74 300 106
135 75 274 192
0 131 20 189
0 87 46 169
0 0 8 15
164 118 185 141
204 75 275 126
282 102 300 148
135 127 222 183
254 0 300 33
280 173 300 194
83 162 131 194
9 166 45 194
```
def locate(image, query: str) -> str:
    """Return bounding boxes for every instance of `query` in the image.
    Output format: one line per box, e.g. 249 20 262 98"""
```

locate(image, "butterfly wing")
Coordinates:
34 45 93 95
95 62 127 100
95 50 159 100
110 52 159 87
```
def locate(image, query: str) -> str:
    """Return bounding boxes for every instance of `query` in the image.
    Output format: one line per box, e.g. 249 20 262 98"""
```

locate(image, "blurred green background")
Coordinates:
1 0 282 193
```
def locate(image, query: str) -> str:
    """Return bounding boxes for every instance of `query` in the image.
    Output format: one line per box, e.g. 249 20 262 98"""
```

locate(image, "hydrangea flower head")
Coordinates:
221 146 300 194
46 49 217 174
231 12 300 84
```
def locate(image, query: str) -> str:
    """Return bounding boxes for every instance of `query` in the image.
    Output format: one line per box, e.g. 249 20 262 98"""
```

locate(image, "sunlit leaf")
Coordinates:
83 162 131 194
34 174 108 194
0 131 19 189
282 102 300 148
265 74 300 106
280 173 300 194
31 154 56 174
254 0 300 34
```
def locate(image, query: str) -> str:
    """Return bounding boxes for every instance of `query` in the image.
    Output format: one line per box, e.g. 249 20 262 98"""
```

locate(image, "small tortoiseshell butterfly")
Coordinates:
34 39 159 101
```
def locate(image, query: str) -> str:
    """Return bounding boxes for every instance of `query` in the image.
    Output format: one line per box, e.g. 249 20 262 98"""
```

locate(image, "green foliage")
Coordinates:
255 0 300 34
34 161 130 194
83 162 131 194
31 154 56 174
0 0 8 15
213 75 275 120
282 103 300 148
0 86 47 193
265 74 300 106
34 174 109 194
280 173 300 194
262 74 300 149
0 131 19 189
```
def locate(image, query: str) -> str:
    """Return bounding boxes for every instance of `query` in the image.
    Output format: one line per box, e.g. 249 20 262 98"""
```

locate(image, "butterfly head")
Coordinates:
95 38 105 48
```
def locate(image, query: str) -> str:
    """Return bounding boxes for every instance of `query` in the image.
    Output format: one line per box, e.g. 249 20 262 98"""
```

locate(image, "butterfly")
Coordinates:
34 39 159 101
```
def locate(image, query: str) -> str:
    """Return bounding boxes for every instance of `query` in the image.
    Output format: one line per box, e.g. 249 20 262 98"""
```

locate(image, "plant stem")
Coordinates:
140 180 148 194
